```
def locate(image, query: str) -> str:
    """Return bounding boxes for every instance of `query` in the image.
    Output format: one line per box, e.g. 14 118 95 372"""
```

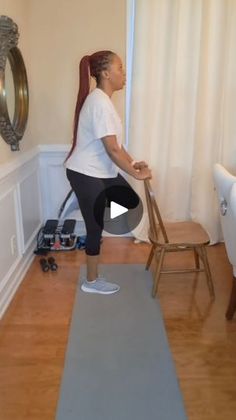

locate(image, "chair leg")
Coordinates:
145 244 155 270
152 248 165 298
193 248 200 269
226 276 236 320
199 246 215 299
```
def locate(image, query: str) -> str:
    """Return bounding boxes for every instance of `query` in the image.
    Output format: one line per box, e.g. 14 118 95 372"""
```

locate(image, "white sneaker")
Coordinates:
81 278 120 295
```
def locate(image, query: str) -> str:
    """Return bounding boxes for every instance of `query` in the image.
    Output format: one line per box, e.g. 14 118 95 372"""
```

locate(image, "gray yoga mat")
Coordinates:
56 264 187 420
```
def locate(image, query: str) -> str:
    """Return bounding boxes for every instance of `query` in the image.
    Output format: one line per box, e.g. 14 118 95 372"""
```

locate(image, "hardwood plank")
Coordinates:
0 239 235 419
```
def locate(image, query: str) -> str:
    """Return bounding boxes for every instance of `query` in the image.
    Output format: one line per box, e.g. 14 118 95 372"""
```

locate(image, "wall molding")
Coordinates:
0 144 71 182
0 144 132 318
0 147 39 181
0 241 35 319
0 144 76 318
0 146 43 318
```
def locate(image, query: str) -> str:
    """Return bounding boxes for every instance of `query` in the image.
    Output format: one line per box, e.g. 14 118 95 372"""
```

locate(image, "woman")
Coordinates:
65 50 152 295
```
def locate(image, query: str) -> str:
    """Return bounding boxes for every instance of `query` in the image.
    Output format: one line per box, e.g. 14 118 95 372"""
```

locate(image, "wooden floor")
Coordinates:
0 238 236 420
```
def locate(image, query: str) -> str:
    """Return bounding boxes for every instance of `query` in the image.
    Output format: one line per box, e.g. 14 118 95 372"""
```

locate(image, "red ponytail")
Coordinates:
65 50 115 162
65 55 90 161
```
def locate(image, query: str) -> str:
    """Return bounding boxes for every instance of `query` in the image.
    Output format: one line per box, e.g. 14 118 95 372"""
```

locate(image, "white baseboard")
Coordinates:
0 240 36 319
0 145 78 318
0 147 42 319
0 144 134 318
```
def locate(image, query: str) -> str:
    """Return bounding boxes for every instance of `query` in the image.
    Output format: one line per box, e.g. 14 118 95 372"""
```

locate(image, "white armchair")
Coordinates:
213 163 236 319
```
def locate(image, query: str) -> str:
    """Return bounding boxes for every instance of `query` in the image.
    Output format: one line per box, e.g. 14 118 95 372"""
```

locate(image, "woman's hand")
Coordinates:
133 161 148 170
134 166 152 180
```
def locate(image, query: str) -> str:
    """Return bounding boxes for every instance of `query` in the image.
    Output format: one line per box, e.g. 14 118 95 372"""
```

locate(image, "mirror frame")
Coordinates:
0 15 29 151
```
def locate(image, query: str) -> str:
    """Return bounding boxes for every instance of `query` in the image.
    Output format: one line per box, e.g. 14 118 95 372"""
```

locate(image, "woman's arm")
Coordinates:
120 145 133 164
102 136 151 180
120 145 148 170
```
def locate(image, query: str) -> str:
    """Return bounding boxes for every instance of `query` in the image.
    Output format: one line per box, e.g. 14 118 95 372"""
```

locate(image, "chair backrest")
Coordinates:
213 163 236 274
144 179 169 243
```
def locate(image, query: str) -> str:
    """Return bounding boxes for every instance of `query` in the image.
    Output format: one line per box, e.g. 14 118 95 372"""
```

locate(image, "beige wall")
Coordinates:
0 0 126 164
0 0 31 163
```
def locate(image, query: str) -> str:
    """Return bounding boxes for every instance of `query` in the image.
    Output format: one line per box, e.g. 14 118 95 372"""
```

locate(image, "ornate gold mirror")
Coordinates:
0 15 29 151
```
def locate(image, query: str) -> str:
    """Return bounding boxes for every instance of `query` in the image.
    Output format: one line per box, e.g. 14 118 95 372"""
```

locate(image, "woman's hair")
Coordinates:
65 50 115 161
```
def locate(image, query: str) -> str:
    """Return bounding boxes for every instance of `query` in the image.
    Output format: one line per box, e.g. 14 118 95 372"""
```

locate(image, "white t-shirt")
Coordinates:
65 88 123 178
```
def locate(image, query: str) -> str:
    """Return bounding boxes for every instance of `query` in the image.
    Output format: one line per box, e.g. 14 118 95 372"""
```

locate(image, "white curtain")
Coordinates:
128 0 236 243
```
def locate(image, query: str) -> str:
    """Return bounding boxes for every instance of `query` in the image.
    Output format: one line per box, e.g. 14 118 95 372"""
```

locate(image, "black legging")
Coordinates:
66 169 140 255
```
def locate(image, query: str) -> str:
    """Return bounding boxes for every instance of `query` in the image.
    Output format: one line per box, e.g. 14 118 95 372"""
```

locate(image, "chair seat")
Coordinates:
144 179 214 299
149 221 210 245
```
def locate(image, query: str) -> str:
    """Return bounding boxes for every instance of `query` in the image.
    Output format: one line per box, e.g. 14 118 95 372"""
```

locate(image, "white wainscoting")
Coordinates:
0 144 88 318
0 144 133 318
38 145 86 235
0 148 42 318
38 145 72 220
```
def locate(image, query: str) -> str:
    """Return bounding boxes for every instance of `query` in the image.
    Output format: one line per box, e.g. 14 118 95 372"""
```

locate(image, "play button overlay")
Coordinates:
94 184 143 235
110 202 128 219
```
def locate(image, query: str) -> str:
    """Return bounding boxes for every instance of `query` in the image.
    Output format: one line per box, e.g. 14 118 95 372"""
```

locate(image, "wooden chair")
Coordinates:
144 179 215 299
